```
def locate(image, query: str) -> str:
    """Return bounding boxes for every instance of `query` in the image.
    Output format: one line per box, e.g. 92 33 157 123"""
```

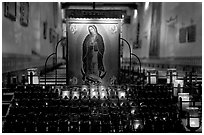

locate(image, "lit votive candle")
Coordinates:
118 91 126 99
178 93 190 111
186 107 200 131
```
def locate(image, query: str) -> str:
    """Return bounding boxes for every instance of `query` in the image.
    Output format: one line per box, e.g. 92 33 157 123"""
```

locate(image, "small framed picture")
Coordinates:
20 2 29 27
4 2 16 21
43 21 47 39
187 25 196 42
179 27 187 43
49 28 53 43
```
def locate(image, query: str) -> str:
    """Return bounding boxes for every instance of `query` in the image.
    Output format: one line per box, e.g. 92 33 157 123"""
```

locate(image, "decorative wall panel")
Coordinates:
67 19 121 86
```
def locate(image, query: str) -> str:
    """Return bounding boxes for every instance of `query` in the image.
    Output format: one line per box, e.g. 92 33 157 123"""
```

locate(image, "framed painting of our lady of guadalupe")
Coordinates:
67 19 121 86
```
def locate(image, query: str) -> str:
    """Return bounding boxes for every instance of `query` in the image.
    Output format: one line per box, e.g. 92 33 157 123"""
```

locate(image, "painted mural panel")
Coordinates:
67 20 120 86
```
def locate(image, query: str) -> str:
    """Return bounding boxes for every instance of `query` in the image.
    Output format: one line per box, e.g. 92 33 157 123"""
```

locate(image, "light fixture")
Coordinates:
145 2 149 11
133 9 137 19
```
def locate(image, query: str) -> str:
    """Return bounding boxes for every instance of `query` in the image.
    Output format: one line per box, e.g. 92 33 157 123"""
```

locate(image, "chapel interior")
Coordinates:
2 2 202 133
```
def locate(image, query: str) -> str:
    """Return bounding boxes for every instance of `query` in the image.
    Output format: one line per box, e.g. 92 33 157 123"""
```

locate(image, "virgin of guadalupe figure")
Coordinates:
81 25 106 82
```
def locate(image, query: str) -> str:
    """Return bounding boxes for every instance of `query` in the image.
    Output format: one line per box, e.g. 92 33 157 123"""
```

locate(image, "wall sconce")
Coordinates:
186 107 201 132
133 9 137 19
144 2 149 11
147 69 158 84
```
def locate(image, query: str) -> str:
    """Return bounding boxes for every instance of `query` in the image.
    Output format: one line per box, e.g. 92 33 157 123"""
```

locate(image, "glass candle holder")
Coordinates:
81 85 88 92
166 68 177 84
99 86 107 99
132 119 143 132
118 91 126 100
61 90 70 99
147 69 158 84
108 88 117 99
174 79 184 96
72 91 79 100
178 93 190 111
81 89 89 100
89 85 97 98
27 68 39 84
90 85 97 92
186 107 201 132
